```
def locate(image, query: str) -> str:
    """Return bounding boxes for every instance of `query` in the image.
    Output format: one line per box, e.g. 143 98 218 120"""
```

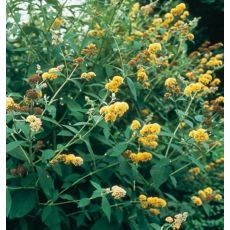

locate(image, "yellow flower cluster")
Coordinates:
165 78 177 88
105 185 126 199
52 18 64 29
140 3 154 17
205 157 224 171
130 120 141 130
139 194 167 215
206 55 223 68
137 67 148 82
215 96 224 103
42 66 63 81
50 154 83 166
165 78 180 93
80 72 96 81
184 82 204 96
128 151 153 163
198 73 212 85
88 24 105 37
81 43 97 56
148 43 162 54
188 167 201 176
165 212 188 230
189 128 209 143
170 3 186 16
192 187 222 206
6 97 18 111
191 196 203 206
210 78 221 87
129 3 140 18
138 123 161 148
105 76 124 93
100 102 129 122
26 115 42 132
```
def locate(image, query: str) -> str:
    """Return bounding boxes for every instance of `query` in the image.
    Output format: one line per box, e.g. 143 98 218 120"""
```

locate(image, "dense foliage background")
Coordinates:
6 0 224 229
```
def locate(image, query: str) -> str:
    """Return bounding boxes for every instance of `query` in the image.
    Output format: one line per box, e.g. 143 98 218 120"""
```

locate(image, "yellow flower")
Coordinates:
149 208 160 215
171 3 186 16
147 197 167 207
181 10 189 20
214 194 222 201
137 67 148 81
129 3 140 18
100 102 129 122
81 72 96 81
6 97 16 111
184 82 204 96
179 122 186 129
215 96 224 103
210 78 221 87
187 33 194 40
111 185 126 199
130 120 141 130
191 196 203 206
165 78 177 89
189 128 209 143
198 73 212 85
148 43 162 54
203 187 213 195
198 190 207 200
206 57 223 68
42 67 61 81
50 154 83 166
189 167 201 176
129 152 152 163
139 194 147 202
165 216 174 223
105 76 124 93
140 124 161 135
52 18 64 29
26 115 42 132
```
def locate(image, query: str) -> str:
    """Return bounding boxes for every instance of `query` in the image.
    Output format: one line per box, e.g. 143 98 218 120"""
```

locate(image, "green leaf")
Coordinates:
90 180 102 190
41 149 55 162
9 190 38 218
7 141 29 161
150 166 171 188
15 122 30 138
78 198 90 208
57 130 74 136
36 166 56 199
42 206 63 230
43 116 62 127
188 156 206 173
109 142 127 156
101 196 111 222
195 115 204 122
150 223 161 230
62 125 79 134
169 175 177 188
184 119 194 128
127 77 137 101
47 105 57 118
176 109 185 118
7 141 26 152
6 189 12 217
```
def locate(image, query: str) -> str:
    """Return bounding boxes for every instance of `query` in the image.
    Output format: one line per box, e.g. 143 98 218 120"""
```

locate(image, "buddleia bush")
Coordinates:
6 0 224 229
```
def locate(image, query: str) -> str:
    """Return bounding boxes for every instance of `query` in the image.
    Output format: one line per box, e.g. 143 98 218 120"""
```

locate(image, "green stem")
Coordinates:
164 94 196 157
41 65 78 117
47 162 119 204
11 134 31 164
170 144 218 176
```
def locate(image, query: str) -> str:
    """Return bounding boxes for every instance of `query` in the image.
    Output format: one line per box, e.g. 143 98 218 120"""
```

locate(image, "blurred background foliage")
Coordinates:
140 0 224 45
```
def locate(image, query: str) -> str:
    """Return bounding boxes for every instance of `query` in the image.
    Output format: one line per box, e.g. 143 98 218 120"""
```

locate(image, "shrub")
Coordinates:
6 0 224 229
